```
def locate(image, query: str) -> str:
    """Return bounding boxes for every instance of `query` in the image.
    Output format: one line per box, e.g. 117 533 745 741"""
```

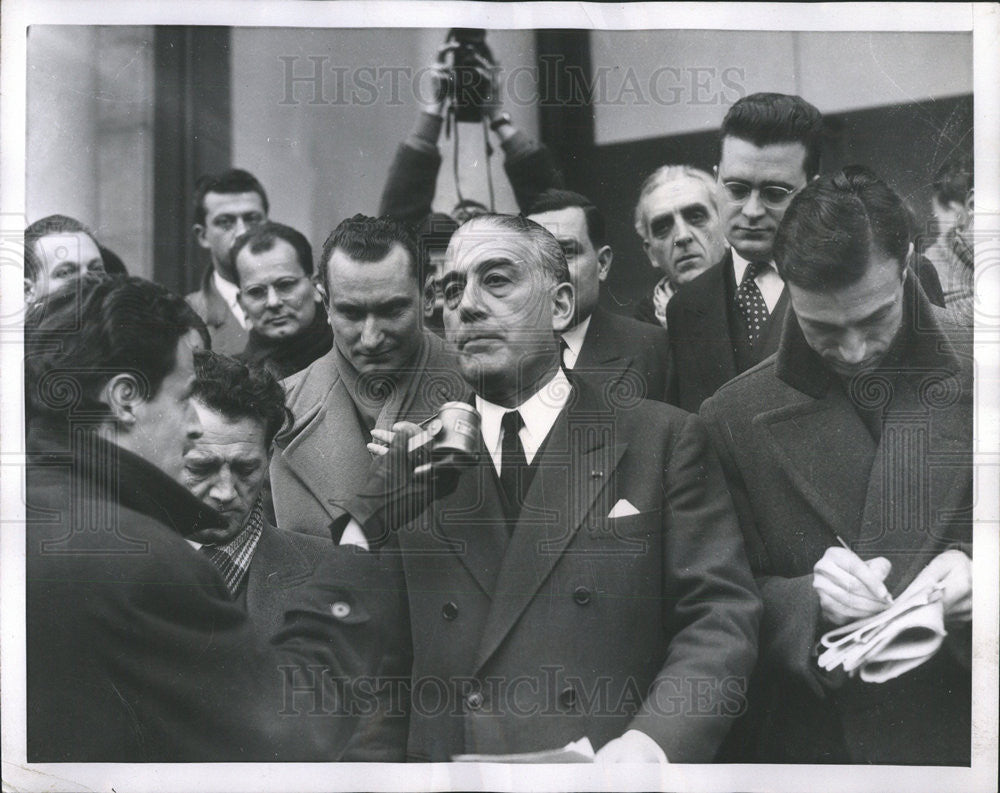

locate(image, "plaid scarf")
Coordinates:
200 497 265 598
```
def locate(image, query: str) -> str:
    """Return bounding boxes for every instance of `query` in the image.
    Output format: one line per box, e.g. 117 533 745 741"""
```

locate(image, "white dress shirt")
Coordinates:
476 367 572 475
213 270 249 329
559 314 592 370
731 248 784 313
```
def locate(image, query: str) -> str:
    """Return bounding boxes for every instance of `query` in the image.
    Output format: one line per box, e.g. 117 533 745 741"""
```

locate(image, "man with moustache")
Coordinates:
527 189 670 402
186 169 269 354
631 166 728 329
269 214 464 541
700 168 972 764
335 214 760 762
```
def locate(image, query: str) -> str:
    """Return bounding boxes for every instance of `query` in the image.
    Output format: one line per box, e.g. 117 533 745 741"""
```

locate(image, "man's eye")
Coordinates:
561 245 578 258
51 265 77 279
685 211 708 225
484 274 510 288
214 217 235 230
443 283 464 307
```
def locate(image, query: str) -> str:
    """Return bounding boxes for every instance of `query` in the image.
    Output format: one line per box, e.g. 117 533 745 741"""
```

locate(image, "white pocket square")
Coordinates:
608 499 640 519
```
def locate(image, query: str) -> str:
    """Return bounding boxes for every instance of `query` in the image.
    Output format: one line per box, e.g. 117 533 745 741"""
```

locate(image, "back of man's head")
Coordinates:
774 165 910 291
720 93 824 178
25 274 209 424
526 189 607 250
24 214 98 285
230 220 314 281
193 169 270 227
192 351 290 449
319 214 419 296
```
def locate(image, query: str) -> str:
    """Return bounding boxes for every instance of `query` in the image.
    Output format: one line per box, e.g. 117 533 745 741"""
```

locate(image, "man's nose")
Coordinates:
837 331 868 364
742 190 766 220
209 469 237 506
359 315 383 349
264 284 282 308
674 218 693 245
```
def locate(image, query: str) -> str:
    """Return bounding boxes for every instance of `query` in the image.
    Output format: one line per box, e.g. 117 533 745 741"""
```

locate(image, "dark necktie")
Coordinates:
499 409 527 520
736 261 771 346
558 337 571 371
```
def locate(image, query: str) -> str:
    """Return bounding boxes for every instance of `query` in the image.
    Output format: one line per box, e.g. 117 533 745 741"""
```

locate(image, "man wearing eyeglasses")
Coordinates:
665 93 822 413
232 221 333 379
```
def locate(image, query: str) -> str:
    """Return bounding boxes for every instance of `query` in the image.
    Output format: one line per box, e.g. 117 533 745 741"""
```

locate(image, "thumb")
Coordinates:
866 556 892 581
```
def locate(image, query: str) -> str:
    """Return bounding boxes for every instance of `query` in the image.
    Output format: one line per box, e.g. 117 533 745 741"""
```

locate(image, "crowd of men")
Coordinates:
23 84 974 766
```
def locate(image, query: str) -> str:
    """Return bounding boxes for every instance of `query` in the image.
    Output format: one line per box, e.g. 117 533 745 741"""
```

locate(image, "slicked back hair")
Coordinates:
192 351 291 449
720 92 824 179
632 165 718 238
453 214 570 287
774 165 911 291
24 214 98 283
318 214 420 300
230 221 314 283
193 168 269 227
25 274 209 423
526 189 607 250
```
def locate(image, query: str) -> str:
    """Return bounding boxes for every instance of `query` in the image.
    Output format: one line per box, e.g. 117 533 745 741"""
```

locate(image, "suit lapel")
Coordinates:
280 375 371 524
575 306 630 371
433 448 510 598
245 525 313 621
756 395 877 545
472 386 625 673
759 286 789 358
685 258 738 388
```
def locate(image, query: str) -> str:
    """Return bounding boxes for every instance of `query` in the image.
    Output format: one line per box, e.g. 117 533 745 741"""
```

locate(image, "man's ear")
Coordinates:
193 224 209 250
24 277 37 303
100 373 146 427
551 281 575 333
596 245 613 282
641 239 658 269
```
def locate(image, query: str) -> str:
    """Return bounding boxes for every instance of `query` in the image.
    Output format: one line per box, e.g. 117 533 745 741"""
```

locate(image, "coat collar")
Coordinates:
774 270 961 399
27 422 227 537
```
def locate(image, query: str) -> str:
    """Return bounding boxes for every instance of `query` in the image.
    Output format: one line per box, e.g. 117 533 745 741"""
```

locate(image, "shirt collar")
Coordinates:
560 314 592 369
475 367 572 469
212 270 248 327
731 247 764 284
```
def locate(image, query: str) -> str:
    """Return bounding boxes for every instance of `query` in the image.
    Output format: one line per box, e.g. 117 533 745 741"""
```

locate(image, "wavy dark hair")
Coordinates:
192 351 292 448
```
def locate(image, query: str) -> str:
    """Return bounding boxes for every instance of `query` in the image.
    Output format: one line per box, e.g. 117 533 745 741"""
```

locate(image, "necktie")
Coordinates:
736 261 770 346
558 337 572 370
499 409 527 520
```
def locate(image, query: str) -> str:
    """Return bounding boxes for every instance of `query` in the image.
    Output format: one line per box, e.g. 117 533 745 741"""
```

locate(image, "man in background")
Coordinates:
187 168 269 354
232 221 332 378
632 165 728 330
23 214 106 304
666 92 821 412
528 189 670 402
270 214 463 541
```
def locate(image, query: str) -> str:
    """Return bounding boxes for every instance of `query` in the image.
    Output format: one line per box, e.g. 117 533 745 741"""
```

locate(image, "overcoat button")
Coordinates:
559 687 577 708
442 601 459 620
573 586 592 605
466 691 483 709
330 601 351 619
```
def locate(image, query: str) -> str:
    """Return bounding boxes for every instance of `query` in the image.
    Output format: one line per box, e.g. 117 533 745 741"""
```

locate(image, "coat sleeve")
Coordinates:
378 142 442 226
502 134 565 212
627 412 762 762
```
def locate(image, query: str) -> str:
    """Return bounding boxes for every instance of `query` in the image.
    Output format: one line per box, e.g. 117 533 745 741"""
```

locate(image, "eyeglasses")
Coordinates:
240 276 308 305
722 181 798 209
